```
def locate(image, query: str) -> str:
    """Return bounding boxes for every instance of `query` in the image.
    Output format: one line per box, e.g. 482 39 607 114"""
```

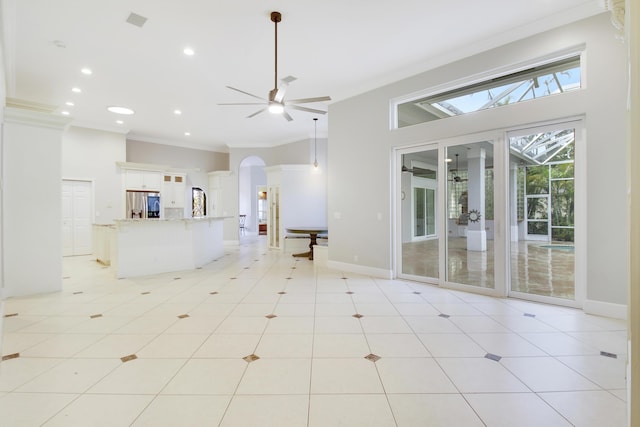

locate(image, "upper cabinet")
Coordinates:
163 173 186 208
125 169 162 191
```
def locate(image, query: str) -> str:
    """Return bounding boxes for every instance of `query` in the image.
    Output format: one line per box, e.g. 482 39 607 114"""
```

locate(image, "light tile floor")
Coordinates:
0 237 628 426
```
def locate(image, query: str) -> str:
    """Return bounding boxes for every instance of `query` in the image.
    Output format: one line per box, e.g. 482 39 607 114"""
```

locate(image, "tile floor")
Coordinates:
0 237 628 426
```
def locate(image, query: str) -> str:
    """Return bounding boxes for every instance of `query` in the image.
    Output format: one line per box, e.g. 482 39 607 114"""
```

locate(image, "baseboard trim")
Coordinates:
583 299 627 320
326 260 393 279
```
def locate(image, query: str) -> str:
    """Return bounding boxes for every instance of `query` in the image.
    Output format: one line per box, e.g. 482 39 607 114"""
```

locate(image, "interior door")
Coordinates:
62 180 92 256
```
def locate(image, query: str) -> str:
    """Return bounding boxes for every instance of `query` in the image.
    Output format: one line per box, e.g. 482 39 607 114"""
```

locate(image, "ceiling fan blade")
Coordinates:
247 108 267 118
226 86 267 101
287 104 327 115
286 96 332 104
274 76 297 102
218 102 268 106
282 111 294 121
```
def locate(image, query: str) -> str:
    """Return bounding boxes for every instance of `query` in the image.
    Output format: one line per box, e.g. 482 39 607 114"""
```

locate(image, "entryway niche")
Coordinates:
238 156 267 236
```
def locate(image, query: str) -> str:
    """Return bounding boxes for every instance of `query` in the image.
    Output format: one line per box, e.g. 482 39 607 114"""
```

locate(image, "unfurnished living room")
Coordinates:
1 1 639 426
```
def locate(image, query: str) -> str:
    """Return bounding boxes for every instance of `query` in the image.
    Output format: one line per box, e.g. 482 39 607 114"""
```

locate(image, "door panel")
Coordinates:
62 180 92 256
508 125 576 301
445 142 495 290
400 149 439 279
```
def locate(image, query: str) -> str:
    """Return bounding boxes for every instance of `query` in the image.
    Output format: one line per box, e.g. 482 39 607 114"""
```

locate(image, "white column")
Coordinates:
466 146 486 252
3 107 69 297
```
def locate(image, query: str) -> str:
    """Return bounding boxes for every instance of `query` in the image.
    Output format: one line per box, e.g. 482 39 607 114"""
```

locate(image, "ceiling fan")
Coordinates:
449 154 468 183
218 11 331 121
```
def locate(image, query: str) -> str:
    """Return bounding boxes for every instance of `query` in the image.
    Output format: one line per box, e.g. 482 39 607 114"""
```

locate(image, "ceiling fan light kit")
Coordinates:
219 11 331 121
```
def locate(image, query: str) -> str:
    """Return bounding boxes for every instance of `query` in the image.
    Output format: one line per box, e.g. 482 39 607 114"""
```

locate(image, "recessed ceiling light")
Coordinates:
116 120 124 124
81 67 92 75
61 111 70 116
65 101 75 106
72 87 81 93
174 109 182 115
107 106 135 115
183 47 194 56
184 132 191 136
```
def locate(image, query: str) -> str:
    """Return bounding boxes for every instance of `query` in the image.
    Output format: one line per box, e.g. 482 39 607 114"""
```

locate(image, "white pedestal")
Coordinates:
511 225 519 242
467 230 487 252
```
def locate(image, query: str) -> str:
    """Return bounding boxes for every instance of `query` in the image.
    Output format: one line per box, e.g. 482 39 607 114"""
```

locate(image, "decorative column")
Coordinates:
3 106 70 297
466 146 486 252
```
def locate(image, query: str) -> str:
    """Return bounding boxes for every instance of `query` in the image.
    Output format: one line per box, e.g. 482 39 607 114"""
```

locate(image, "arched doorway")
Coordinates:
238 156 267 238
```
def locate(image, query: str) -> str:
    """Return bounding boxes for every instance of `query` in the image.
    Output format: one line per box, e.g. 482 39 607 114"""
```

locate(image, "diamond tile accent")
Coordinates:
230 277 237 280
243 354 260 363
413 291 422 295
346 291 355 295
364 353 381 362
177 314 190 319
63 276 71 279
341 277 348 279
120 354 137 363
523 313 536 318
352 314 363 319
265 314 277 319
485 353 502 362
278 292 287 295
4 313 18 318
73 291 84 295
2 353 20 361
438 313 450 318
601 351 618 359
244 267 250 270
174 277 181 280
141 291 151 295
90 314 103 319
286 277 293 280
210 291 219 295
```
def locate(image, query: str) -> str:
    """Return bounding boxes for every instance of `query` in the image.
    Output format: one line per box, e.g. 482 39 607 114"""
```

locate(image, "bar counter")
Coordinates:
111 217 227 278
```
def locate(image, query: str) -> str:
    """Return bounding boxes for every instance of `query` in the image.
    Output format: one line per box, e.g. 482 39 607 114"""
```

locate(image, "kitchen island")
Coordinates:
111 217 227 278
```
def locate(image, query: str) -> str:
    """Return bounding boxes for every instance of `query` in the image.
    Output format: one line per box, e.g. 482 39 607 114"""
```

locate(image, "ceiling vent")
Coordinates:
126 12 148 28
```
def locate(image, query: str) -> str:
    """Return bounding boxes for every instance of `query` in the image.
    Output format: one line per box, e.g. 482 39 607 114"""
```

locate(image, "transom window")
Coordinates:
396 55 581 128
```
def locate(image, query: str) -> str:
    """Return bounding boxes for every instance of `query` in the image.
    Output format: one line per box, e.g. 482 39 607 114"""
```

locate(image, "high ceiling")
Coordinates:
3 0 605 152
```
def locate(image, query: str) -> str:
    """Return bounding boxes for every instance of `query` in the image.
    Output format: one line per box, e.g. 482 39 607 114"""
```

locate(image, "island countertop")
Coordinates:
110 216 229 278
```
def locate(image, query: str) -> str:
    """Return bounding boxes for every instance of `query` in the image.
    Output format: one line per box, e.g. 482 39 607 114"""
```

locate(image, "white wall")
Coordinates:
329 14 628 306
62 127 126 224
3 108 68 297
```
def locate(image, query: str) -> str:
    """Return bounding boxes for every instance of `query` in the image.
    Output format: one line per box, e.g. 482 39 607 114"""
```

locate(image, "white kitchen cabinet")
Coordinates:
125 169 162 191
162 173 186 208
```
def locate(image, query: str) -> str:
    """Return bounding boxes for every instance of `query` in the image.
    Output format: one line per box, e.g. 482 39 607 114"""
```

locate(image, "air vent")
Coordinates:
126 12 148 28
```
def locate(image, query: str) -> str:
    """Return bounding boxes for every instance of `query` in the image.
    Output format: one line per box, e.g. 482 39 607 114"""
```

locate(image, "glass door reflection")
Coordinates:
446 142 495 289
401 149 439 280
508 126 576 300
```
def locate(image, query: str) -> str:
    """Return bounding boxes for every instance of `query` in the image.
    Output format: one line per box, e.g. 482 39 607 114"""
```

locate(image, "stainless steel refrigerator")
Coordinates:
125 191 161 219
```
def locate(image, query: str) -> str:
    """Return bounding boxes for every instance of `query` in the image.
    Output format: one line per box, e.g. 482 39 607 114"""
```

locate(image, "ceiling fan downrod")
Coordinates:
271 11 282 94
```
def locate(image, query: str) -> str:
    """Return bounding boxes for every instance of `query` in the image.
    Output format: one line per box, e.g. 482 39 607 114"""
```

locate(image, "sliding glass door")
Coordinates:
400 148 439 281
508 123 580 303
445 141 495 290
397 120 582 306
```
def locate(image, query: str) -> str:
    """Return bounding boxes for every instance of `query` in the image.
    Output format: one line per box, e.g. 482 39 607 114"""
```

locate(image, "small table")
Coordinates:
286 227 328 260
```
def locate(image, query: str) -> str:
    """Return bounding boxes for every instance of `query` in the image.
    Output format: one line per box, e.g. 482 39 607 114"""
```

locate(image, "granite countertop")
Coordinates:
114 216 231 224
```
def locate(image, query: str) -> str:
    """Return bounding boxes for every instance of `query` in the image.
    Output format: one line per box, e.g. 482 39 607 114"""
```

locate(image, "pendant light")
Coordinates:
313 118 319 168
